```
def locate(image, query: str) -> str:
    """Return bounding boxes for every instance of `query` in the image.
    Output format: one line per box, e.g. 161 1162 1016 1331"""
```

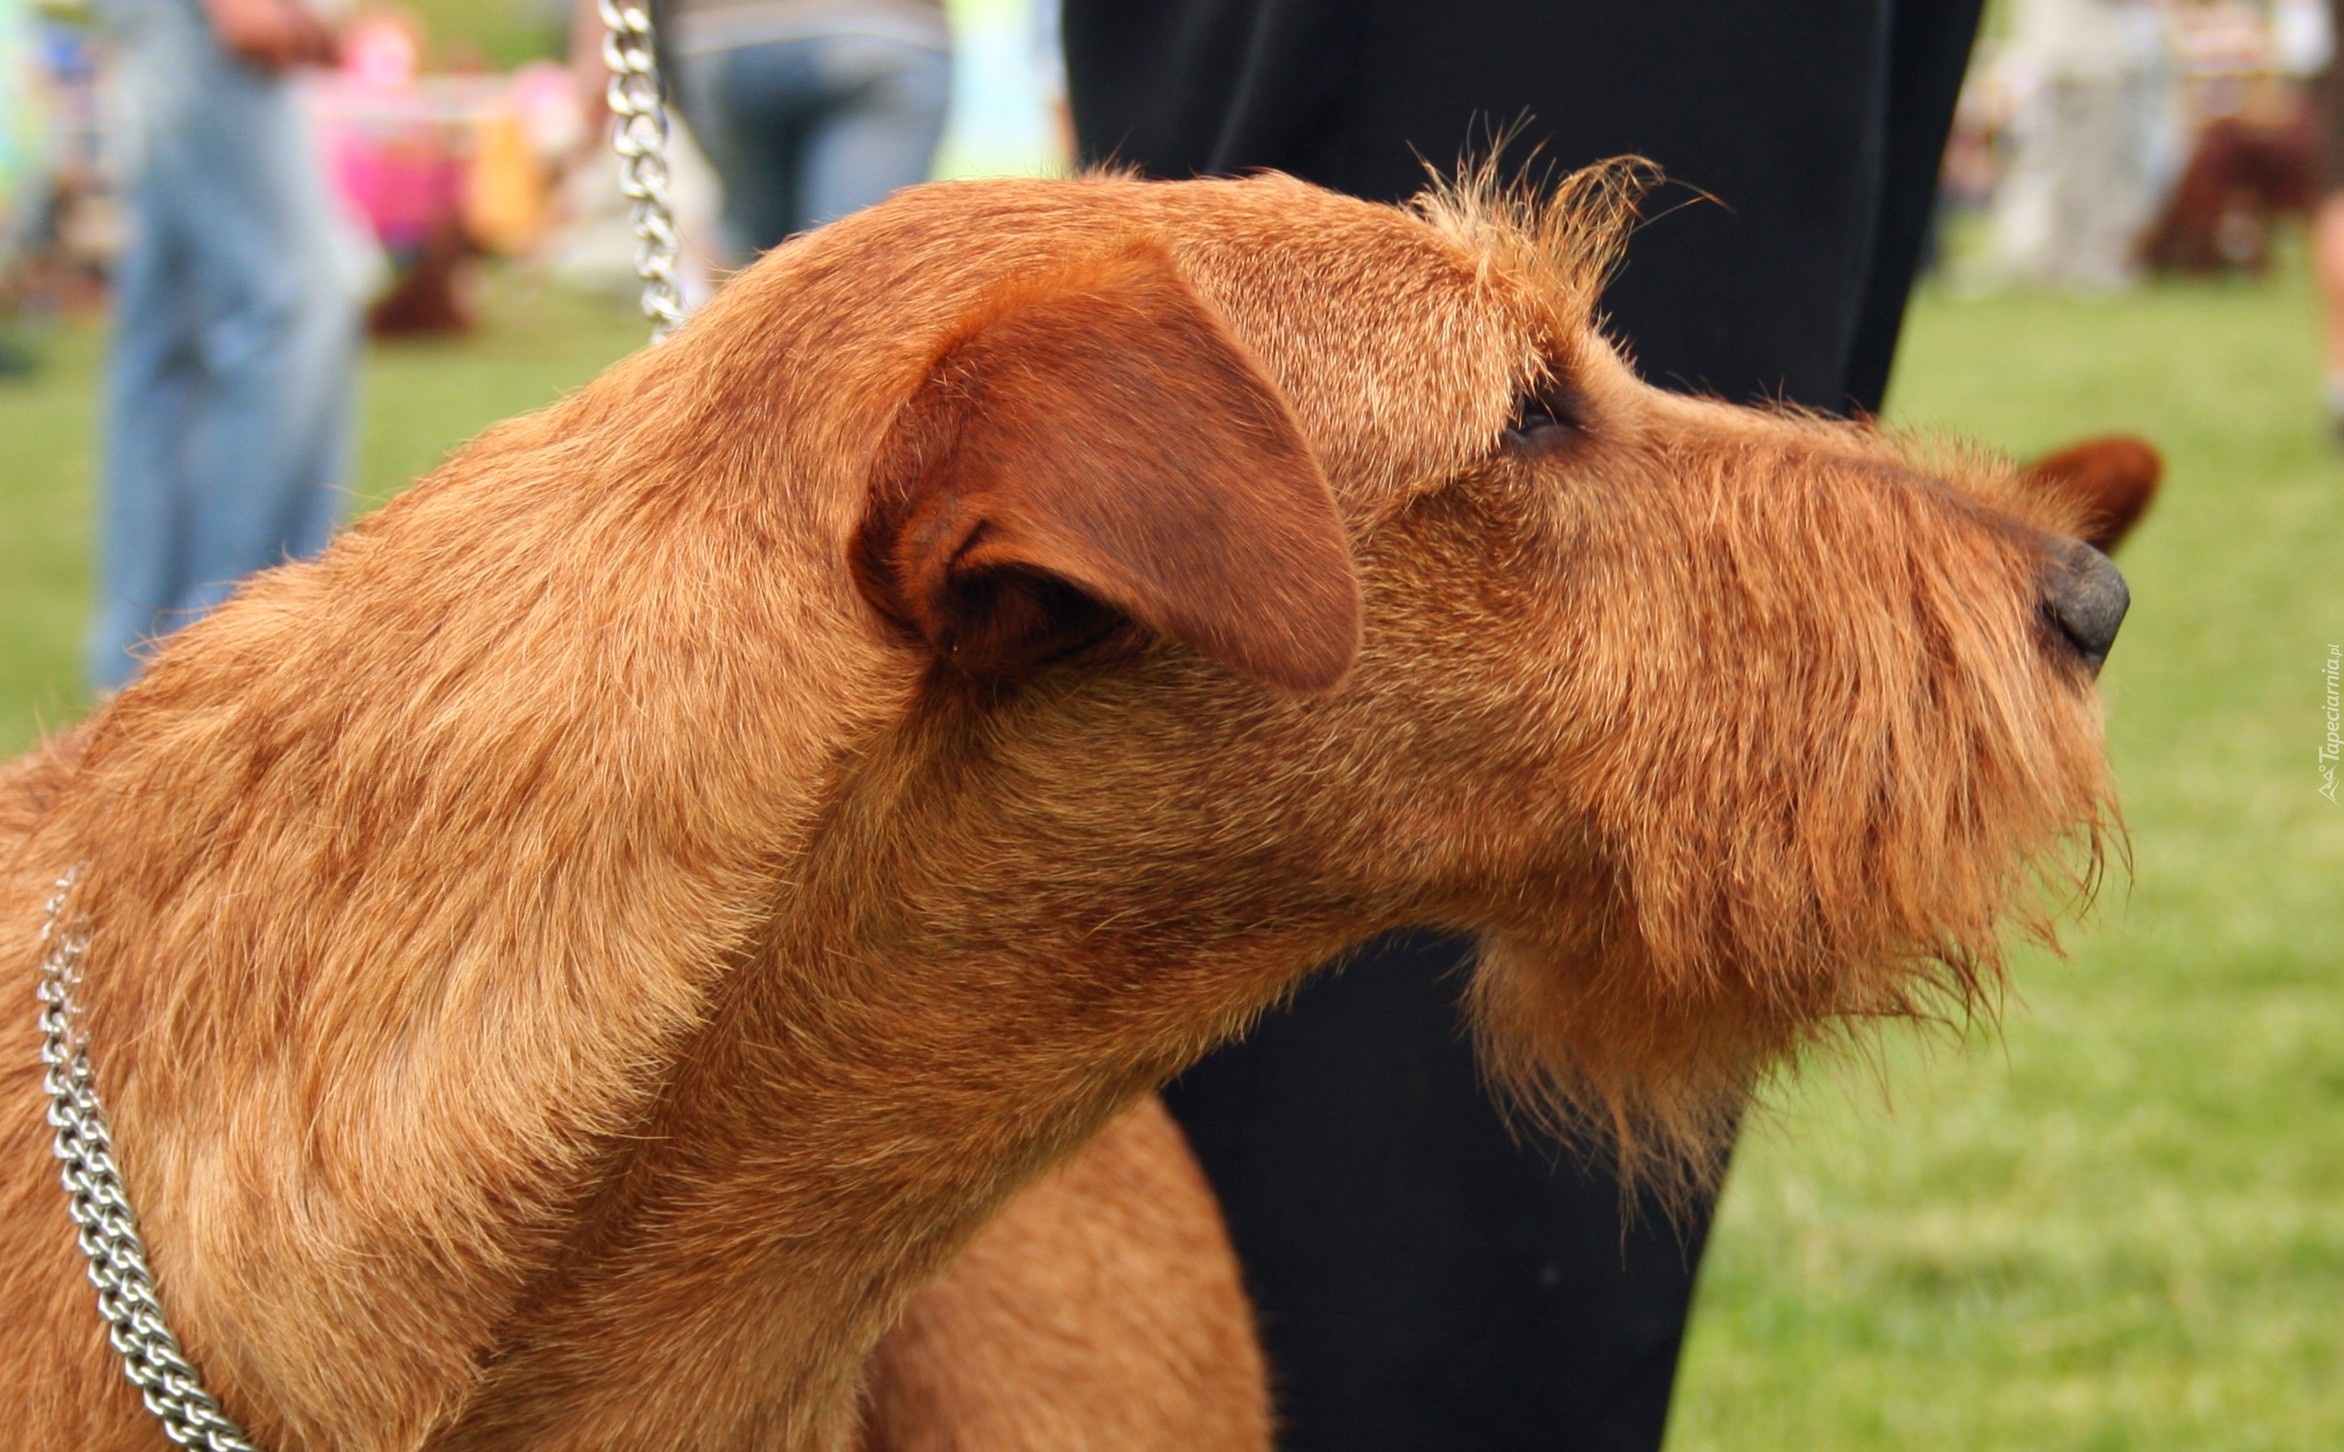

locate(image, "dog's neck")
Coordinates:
431 694 1378 1449
33 624 1374 1452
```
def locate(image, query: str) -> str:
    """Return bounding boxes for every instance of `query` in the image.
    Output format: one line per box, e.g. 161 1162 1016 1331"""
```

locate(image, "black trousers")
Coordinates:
1061 5 1985 1449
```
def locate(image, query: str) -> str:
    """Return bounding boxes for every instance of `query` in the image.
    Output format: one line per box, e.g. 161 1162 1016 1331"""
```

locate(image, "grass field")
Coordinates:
2 250 2339 1447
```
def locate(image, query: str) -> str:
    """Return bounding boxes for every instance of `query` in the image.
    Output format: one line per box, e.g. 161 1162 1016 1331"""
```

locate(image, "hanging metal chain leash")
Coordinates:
599 0 684 339
37 868 262 1452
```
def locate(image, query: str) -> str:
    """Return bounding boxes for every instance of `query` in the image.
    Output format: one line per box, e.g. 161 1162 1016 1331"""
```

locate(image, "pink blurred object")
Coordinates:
307 15 491 256
302 26 588 334
330 131 462 255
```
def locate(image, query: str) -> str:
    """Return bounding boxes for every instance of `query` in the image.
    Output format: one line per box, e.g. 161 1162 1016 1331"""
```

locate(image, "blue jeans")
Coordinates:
90 0 358 690
678 32 951 257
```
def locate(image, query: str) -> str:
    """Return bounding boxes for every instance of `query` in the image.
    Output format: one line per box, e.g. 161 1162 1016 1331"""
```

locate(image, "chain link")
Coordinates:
37 868 263 1452
600 0 684 340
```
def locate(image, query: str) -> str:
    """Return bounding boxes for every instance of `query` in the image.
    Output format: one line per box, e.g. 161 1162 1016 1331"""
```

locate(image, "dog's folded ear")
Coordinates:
2016 433 2161 555
853 245 1361 694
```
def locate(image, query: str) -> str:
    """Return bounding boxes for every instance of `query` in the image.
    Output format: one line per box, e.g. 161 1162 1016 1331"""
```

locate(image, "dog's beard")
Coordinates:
1464 699 2116 1213
1451 421 2129 1208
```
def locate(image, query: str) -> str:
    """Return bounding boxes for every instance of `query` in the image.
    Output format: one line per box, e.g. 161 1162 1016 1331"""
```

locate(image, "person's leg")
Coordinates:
677 43 816 258
1066 5 1984 1448
170 43 359 624
96 11 356 667
168 52 351 623
90 9 210 689
1840 0 1989 416
793 34 951 231
1164 931 1710 1452
92 205 201 689
1069 0 1899 408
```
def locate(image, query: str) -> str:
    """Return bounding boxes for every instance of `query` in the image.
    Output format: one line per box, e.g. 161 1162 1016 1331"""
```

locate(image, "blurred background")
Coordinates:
1 0 2339 1446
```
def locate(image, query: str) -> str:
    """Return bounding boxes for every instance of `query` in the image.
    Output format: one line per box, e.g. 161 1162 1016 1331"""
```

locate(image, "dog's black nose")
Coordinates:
2043 540 2129 672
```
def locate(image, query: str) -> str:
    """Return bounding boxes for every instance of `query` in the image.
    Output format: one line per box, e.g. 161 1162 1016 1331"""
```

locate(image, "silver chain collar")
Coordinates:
599 0 685 340
37 868 261 1452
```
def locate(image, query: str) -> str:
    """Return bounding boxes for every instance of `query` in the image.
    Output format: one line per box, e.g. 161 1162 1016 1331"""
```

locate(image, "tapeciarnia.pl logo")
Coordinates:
2322 644 2340 805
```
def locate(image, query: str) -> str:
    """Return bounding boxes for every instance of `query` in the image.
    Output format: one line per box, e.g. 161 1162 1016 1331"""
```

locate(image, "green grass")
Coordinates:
1669 263 2344 1449
3 244 2338 1447
0 316 98 743
403 0 567 72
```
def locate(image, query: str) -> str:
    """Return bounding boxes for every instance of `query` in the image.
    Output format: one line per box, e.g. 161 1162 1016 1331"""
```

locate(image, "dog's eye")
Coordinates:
1506 380 1582 450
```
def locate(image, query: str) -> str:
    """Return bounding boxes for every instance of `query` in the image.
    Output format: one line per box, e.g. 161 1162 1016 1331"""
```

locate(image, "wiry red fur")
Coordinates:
0 165 2117 1449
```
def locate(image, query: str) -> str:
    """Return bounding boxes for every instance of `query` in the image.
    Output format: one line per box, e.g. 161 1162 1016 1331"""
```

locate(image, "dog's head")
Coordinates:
702 164 2120 1187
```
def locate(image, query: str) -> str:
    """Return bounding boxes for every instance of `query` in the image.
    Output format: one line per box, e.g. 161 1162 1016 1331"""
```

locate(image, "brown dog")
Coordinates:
0 163 2121 1450
2140 111 2316 277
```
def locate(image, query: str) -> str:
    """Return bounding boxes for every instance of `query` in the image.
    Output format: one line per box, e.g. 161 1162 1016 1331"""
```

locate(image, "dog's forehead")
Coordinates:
764 175 1551 526
1144 176 1540 515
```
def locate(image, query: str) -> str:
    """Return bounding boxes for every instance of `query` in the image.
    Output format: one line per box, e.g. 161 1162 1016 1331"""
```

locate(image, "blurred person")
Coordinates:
576 0 949 261
1064 4 1989 1449
90 0 360 690
1987 0 2181 289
